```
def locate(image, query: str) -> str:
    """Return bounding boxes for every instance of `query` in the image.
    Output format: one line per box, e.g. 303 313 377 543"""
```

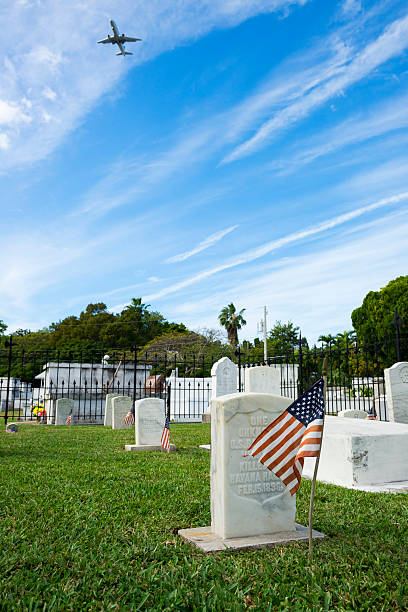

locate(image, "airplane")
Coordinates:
98 19 141 56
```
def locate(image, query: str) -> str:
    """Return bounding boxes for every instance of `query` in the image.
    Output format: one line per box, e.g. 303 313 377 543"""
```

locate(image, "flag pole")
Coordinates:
308 357 327 559
166 383 171 454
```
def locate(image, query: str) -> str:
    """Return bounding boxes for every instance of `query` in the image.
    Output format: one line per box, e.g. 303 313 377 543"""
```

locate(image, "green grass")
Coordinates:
0 425 407 611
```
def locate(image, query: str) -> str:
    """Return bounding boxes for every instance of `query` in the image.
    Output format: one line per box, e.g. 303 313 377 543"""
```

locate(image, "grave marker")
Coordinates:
112 396 133 430
384 362 408 424
55 398 74 425
104 393 121 427
180 392 324 551
244 366 280 394
125 397 176 451
202 357 237 422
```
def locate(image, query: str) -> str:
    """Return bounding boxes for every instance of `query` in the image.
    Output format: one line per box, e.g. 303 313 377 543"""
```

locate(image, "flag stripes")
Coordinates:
161 414 170 452
245 378 325 495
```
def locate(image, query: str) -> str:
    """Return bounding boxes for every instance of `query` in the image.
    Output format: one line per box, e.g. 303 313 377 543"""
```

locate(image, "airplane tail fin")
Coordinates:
116 51 133 56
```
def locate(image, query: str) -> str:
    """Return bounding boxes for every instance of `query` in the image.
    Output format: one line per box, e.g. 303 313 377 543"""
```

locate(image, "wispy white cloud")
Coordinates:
144 191 408 302
0 0 307 170
223 12 408 163
339 0 362 18
165 225 238 263
168 209 408 341
268 92 408 173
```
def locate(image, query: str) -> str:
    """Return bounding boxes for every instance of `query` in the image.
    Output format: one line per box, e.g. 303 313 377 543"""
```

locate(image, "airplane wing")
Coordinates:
122 36 142 42
97 37 112 44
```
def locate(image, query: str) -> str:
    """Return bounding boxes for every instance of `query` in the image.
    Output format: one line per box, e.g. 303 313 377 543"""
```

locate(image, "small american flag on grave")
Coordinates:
245 378 325 495
161 413 170 452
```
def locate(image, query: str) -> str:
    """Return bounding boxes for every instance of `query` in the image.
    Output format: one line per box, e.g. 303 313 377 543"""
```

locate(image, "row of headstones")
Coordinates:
55 394 169 449
210 358 408 423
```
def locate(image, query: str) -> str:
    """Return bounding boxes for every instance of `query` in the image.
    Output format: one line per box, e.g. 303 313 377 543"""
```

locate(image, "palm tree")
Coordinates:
218 303 246 346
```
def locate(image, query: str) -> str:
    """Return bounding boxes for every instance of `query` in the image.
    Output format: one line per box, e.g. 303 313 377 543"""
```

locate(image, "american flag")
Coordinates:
65 412 72 425
161 413 170 452
245 378 325 495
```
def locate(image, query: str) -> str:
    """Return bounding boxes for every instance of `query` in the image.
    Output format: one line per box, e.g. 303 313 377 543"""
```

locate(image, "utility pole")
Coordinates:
263 306 268 363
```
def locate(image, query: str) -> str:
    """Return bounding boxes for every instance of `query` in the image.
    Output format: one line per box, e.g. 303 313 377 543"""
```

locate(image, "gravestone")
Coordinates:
202 357 237 423
211 357 237 399
211 392 295 539
104 393 121 427
180 392 324 551
337 409 367 419
125 397 175 451
384 362 408 424
55 398 74 425
112 396 133 430
244 366 280 395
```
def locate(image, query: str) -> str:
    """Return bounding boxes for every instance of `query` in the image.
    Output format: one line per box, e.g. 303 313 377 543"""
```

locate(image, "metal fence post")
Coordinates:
236 347 242 392
132 346 138 404
4 335 13 426
298 333 303 396
392 309 402 362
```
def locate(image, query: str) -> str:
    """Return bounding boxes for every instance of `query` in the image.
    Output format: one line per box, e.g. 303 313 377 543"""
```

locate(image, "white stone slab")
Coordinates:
211 357 237 399
337 409 367 419
244 366 281 395
104 393 121 427
384 362 408 424
179 523 324 553
55 398 74 425
135 397 165 446
199 444 211 451
303 416 408 488
112 396 133 430
211 392 295 540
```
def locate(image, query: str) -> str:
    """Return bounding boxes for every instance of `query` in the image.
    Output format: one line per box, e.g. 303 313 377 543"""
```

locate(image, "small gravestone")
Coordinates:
104 393 121 427
125 398 176 452
112 396 132 430
55 398 74 425
245 366 280 394
384 362 408 424
6 422 18 433
202 357 237 423
337 409 367 419
180 392 324 551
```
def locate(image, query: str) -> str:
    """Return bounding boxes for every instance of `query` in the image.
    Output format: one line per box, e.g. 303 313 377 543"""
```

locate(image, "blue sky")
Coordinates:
1 0 408 343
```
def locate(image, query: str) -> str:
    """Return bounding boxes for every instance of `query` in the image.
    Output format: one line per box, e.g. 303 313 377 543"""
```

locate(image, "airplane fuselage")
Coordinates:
98 19 141 56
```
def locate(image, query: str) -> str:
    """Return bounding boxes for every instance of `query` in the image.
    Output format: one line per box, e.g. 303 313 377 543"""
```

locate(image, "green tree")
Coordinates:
351 276 408 359
267 321 307 357
218 303 246 346
0 320 7 335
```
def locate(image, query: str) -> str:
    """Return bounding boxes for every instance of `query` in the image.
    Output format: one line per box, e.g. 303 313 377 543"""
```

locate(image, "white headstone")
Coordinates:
384 362 408 424
104 393 121 427
244 366 281 395
337 409 367 419
211 357 237 400
55 398 74 425
211 392 296 540
135 398 165 446
112 396 133 430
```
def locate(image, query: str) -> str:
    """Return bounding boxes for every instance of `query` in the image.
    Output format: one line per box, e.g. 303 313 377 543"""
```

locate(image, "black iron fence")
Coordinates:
0 334 406 425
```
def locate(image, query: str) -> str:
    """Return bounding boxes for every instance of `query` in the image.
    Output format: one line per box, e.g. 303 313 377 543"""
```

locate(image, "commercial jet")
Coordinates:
98 19 141 56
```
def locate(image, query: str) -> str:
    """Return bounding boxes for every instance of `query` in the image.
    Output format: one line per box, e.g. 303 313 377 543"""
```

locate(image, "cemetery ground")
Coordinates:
0 426 407 612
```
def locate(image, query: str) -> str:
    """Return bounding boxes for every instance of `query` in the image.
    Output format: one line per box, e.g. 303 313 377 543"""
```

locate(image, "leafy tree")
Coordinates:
267 321 307 357
218 303 246 346
351 275 408 361
0 320 7 335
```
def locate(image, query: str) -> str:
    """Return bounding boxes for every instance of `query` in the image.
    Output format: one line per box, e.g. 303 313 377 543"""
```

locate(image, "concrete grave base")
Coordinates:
178 523 325 553
125 443 177 452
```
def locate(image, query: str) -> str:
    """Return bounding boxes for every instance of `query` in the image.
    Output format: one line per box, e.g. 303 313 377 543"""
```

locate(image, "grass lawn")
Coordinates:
0 424 407 611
